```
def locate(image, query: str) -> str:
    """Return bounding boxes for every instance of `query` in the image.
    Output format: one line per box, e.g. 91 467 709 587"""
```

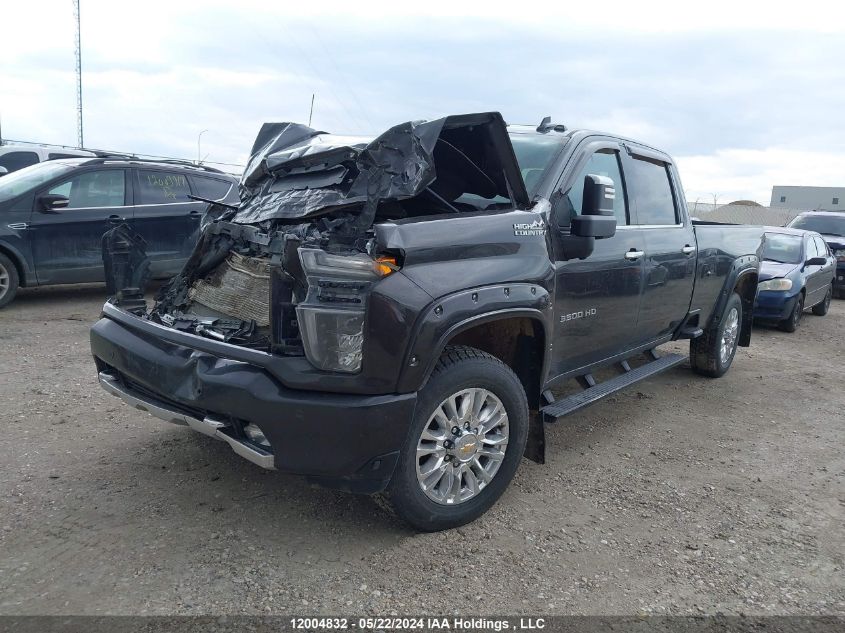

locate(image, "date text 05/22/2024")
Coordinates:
289 617 547 631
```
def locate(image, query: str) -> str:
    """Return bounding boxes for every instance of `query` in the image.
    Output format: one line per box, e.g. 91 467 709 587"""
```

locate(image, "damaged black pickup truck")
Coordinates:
91 112 764 531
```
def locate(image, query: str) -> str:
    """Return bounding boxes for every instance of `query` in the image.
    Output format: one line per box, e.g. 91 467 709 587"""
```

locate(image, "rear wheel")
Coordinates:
0 253 20 309
384 346 528 532
690 292 742 378
779 293 804 332
812 285 832 316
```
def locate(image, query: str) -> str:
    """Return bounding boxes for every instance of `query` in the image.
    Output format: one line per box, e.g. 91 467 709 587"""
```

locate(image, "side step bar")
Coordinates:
541 352 685 421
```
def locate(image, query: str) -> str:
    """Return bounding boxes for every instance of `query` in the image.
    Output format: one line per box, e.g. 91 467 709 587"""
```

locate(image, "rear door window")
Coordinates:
628 157 679 225
137 170 192 204
47 170 126 208
190 175 232 200
0 151 40 172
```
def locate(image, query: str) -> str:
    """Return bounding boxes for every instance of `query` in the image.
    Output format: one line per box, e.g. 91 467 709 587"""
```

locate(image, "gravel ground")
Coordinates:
0 283 843 616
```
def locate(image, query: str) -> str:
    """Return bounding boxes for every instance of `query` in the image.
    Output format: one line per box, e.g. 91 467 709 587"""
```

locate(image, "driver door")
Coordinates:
29 169 129 285
550 141 646 377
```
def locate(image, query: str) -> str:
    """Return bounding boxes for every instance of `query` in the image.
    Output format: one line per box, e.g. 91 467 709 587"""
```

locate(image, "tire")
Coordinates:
812 285 832 316
779 292 804 332
690 292 742 378
0 253 20 309
384 345 529 532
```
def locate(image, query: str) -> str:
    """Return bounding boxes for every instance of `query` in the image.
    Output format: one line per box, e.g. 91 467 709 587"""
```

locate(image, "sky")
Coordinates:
2 0 845 205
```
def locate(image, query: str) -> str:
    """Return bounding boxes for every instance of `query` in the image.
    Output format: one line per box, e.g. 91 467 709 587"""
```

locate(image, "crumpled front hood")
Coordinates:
758 261 799 281
231 112 530 237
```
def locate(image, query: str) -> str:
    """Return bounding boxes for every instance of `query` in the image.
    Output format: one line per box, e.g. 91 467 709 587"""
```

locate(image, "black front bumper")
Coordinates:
90 304 417 493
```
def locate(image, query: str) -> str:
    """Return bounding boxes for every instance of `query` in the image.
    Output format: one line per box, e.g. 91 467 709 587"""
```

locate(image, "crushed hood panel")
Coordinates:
233 112 530 231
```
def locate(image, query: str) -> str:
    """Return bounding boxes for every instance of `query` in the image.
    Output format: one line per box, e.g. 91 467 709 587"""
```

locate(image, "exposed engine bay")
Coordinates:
104 112 529 374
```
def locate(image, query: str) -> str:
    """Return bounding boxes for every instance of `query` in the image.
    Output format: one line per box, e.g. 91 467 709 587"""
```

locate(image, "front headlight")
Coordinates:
758 278 793 291
295 247 397 373
834 249 845 258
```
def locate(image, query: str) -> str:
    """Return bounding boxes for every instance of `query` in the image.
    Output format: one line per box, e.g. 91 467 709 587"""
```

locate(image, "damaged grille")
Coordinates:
189 252 272 326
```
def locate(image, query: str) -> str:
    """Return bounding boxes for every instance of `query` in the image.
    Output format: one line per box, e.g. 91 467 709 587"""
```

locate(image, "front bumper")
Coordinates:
91 305 417 493
754 290 799 320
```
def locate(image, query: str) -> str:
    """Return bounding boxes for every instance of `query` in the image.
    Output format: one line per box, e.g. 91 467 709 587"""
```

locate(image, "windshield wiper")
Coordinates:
763 258 788 264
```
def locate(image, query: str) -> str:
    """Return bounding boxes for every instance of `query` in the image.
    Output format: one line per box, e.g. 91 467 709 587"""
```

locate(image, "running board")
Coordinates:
541 352 685 421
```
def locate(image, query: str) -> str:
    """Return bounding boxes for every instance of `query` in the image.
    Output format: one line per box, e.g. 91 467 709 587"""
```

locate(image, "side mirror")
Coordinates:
805 256 826 267
570 174 617 239
0 166 8 177
38 193 70 212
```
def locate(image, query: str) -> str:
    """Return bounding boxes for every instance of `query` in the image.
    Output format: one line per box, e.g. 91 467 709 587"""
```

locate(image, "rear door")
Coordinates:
550 140 647 376
29 168 129 284
623 148 696 342
807 235 833 304
131 168 205 278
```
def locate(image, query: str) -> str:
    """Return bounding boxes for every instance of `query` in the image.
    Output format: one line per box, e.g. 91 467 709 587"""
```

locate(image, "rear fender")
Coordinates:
710 256 759 347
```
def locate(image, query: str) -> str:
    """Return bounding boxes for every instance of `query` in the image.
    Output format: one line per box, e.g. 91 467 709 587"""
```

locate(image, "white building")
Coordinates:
770 186 845 211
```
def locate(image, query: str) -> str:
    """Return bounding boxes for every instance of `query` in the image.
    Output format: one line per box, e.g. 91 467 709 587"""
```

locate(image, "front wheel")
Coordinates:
384 346 528 532
0 253 20 309
779 293 804 332
812 285 832 316
690 292 742 378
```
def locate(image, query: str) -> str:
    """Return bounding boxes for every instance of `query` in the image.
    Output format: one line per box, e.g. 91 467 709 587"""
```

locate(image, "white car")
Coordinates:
0 143 96 176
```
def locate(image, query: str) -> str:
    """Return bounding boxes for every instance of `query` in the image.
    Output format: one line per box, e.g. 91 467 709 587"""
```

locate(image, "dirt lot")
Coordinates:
0 283 843 616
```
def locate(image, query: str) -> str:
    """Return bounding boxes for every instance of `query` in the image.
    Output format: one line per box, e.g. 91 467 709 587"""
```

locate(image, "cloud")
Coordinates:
1 1 844 198
678 148 845 205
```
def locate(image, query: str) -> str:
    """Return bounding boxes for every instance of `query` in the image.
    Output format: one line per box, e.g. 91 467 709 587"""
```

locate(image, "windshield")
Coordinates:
762 233 803 264
0 161 76 203
509 134 567 197
787 214 845 237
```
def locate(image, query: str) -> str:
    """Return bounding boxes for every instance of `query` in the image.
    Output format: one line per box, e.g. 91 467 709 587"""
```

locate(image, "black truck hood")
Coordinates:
232 112 531 231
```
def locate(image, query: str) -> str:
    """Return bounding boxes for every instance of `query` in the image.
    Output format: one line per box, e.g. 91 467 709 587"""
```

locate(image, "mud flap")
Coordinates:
525 410 546 464
102 223 151 315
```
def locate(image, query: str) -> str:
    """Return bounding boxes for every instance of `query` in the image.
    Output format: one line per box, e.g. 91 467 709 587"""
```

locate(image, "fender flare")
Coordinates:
395 283 552 393
710 255 759 346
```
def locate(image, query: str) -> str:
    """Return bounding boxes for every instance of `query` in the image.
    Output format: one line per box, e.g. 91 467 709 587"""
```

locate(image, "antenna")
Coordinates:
308 93 315 127
73 0 83 147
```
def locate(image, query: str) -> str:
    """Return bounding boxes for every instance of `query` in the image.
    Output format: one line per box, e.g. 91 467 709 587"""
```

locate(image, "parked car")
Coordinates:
91 112 765 531
786 211 845 298
0 157 239 307
754 228 836 331
0 143 97 175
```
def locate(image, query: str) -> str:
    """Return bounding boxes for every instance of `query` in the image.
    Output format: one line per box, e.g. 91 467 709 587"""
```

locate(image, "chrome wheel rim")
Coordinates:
415 388 509 505
0 262 9 300
719 307 739 365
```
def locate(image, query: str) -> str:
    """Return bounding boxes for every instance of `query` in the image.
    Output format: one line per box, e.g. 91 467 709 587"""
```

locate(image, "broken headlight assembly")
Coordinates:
296 248 398 373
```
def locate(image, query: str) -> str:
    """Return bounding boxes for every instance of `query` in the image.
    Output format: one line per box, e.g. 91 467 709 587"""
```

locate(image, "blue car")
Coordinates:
754 228 836 332
787 211 845 298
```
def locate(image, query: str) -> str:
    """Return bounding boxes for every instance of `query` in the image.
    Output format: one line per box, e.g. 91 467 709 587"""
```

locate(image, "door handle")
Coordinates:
624 249 645 261
189 211 202 220
107 214 124 224
682 244 695 255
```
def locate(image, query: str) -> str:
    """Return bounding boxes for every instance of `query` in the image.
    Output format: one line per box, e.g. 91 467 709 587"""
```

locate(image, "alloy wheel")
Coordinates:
0 261 9 301
415 388 509 505
719 306 739 365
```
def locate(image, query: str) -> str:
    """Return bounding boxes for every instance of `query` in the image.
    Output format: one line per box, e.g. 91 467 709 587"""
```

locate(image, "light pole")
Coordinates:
197 129 208 164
